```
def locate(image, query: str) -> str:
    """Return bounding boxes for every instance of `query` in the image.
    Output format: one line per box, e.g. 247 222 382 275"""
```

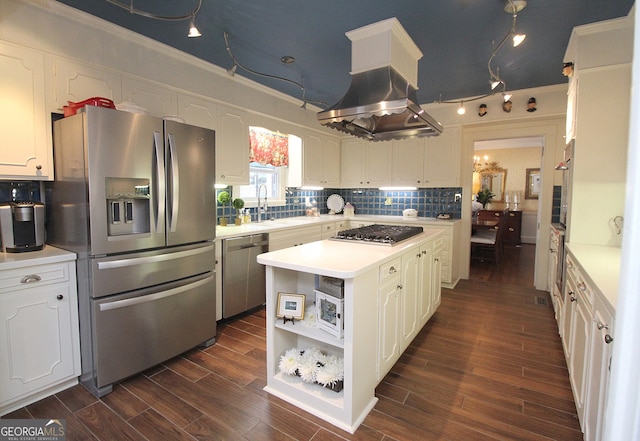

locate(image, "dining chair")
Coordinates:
470 215 507 264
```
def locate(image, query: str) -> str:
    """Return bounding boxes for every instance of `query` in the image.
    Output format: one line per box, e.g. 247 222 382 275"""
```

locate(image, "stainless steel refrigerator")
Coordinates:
46 106 216 397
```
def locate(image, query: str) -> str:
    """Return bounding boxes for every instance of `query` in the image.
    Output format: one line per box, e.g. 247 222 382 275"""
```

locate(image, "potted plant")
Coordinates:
217 190 231 226
476 188 495 208
232 198 245 225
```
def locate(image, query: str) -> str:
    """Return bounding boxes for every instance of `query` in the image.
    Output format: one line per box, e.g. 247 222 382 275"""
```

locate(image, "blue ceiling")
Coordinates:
55 0 634 108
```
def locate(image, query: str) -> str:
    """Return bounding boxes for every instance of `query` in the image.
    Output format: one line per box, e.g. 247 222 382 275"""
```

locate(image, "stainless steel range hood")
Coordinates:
317 18 443 141
317 66 443 141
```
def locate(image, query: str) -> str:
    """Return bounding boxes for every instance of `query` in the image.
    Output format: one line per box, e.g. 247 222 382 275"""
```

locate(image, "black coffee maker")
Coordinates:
0 201 45 252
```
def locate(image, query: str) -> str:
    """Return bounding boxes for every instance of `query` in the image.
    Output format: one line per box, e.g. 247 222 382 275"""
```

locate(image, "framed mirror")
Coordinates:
478 166 507 202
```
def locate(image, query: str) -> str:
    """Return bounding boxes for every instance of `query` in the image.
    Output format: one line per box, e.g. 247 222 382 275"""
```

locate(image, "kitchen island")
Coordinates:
257 228 443 433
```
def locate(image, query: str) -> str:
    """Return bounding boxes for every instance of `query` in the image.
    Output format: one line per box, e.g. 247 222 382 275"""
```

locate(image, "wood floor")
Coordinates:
3 244 582 440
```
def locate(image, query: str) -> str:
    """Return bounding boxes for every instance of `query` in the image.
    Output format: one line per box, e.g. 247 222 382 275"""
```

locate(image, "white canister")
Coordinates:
343 202 355 218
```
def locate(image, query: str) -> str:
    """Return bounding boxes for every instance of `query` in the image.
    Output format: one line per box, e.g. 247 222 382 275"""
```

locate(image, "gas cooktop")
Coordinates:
330 224 423 246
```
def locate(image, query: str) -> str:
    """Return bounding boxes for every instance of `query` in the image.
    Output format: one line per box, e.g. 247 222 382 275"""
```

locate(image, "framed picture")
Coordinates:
525 168 541 200
315 290 344 338
276 293 305 319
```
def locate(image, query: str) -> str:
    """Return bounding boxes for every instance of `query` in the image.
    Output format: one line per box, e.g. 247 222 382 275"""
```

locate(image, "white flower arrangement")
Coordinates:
278 346 344 391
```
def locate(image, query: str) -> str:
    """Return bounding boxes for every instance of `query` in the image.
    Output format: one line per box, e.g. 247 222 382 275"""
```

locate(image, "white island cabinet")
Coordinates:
257 229 443 433
0 247 80 416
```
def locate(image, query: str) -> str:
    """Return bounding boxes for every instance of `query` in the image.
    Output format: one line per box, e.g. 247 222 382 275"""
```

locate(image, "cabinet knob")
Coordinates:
389 266 397 274
509 227 515 232
604 334 614 344
397 284 403 290
417 253 421 258
57 294 64 300
20 274 42 284
578 282 587 291
36 164 42 170
597 322 609 331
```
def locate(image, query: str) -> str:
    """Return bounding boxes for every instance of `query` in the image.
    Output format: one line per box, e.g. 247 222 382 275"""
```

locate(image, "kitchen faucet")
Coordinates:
257 184 268 222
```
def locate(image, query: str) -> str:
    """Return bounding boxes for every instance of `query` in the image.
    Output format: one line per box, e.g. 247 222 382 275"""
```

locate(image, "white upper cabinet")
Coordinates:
0 42 52 180
392 138 425 187
301 132 340 187
364 142 392 187
52 58 122 110
121 76 177 117
216 105 250 185
177 93 217 130
340 138 367 187
424 126 460 188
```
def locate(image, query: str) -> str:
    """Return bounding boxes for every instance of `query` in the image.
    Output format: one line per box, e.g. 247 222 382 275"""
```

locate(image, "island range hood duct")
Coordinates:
317 18 443 141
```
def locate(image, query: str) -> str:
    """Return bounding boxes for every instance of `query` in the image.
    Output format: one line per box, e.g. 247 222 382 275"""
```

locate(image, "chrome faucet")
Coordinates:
257 184 268 222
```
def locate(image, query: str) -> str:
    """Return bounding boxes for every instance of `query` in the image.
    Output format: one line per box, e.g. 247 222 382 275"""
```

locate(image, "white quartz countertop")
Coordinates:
565 243 620 311
257 229 444 279
216 214 459 240
0 245 77 270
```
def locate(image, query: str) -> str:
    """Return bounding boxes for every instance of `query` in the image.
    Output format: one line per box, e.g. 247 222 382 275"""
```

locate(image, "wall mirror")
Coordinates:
479 168 507 201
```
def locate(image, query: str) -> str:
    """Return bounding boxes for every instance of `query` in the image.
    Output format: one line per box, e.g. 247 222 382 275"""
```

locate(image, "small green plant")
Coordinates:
476 188 495 208
217 190 231 206
232 198 245 211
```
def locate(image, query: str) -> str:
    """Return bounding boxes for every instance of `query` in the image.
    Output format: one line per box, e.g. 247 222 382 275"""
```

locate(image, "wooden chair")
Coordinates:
471 214 507 264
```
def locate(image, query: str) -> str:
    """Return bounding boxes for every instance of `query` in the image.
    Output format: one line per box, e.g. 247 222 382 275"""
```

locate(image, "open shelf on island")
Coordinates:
275 321 344 349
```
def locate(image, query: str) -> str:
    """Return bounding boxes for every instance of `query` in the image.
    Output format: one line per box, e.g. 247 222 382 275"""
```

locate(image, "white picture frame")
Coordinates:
315 290 344 338
276 292 305 319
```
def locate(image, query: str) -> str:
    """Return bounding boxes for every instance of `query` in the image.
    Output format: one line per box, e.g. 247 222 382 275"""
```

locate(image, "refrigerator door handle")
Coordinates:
98 275 213 312
167 132 180 232
153 131 165 234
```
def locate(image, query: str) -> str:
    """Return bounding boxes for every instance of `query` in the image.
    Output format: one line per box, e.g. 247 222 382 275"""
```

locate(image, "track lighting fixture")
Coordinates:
439 0 526 114
104 0 203 38
223 31 327 109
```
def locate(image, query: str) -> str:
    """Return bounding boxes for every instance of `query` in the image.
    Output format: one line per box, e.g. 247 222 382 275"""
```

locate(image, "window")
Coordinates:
233 163 286 207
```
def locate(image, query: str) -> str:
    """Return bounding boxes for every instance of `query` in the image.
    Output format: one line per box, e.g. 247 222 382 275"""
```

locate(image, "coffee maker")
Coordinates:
0 201 45 252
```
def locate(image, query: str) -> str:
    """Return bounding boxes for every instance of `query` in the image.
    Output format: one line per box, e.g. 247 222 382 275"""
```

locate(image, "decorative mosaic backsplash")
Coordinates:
0 181 41 203
217 187 463 221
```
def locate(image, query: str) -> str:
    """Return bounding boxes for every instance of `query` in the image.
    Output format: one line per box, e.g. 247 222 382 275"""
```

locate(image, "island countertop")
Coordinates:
257 228 443 279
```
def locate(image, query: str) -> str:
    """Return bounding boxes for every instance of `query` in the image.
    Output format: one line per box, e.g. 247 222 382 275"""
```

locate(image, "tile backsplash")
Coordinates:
218 187 463 221
0 181 42 203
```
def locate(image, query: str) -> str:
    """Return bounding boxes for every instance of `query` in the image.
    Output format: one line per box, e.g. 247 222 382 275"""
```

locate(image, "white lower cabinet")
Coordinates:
562 249 615 441
269 225 323 251
0 251 80 416
377 259 401 379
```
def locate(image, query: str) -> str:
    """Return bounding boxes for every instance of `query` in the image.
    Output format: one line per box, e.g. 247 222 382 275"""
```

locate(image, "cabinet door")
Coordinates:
217 105 249 185
302 133 324 186
392 138 425 186
400 248 420 351
341 139 367 187
431 241 442 311
562 274 576 359
585 302 614 441
177 93 217 130
424 126 460 187
569 288 591 427
0 43 52 179
0 283 77 402
377 272 400 380
418 244 433 324
122 76 177 117
365 142 392 187
322 138 341 187
53 58 122 110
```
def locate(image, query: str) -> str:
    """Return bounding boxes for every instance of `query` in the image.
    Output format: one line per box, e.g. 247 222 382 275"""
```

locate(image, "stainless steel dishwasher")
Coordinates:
222 233 269 318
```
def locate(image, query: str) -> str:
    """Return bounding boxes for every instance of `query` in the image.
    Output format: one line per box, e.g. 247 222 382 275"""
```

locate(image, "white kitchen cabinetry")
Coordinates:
0 249 80 416
431 238 443 310
52 58 122 111
584 295 614 441
320 221 348 240
300 132 340 188
0 42 52 180
391 138 425 187
121 76 177 117
423 126 460 187
377 259 401 380
269 225 322 251
177 93 217 129
216 105 250 185
260 231 442 433
399 248 420 351
340 139 391 188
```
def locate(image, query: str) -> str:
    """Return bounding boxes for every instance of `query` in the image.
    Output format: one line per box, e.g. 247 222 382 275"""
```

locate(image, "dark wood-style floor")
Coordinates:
4 244 582 440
